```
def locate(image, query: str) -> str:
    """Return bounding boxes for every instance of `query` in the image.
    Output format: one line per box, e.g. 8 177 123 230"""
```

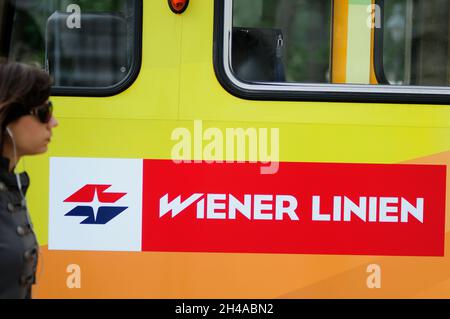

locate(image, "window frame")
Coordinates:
5 0 143 97
213 0 450 104
373 0 450 98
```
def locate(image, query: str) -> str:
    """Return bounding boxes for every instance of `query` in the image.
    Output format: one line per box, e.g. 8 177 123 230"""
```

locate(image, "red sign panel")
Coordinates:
142 160 446 256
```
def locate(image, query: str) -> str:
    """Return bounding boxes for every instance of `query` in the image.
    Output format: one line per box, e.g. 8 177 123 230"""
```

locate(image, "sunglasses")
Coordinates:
30 100 53 124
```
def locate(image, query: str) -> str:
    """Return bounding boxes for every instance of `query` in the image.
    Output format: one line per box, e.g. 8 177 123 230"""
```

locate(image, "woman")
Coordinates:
0 61 58 299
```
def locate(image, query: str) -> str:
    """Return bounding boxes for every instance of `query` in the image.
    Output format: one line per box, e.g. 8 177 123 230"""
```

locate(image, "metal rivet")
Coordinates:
24 248 37 261
17 226 25 236
19 275 33 286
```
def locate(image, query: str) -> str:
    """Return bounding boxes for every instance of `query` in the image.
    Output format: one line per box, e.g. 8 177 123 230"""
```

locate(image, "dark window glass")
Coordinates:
1 0 137 88
232 0 332 83
382 0 450 86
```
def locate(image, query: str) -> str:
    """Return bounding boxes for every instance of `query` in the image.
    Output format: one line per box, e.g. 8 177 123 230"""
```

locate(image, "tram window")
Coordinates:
231 0 332 83
378 0 450 86
216 0 450 103
1 0 140 92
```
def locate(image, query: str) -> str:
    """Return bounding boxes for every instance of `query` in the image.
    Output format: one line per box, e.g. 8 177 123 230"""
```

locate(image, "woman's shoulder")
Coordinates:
0 158 30 194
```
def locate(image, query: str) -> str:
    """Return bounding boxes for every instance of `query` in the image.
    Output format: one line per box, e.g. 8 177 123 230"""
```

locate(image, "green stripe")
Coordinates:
346 2 372 84
349 0 371 5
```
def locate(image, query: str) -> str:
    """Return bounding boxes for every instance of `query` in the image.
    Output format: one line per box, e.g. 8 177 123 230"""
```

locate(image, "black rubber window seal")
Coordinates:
213 0 450 104
51 0 143 97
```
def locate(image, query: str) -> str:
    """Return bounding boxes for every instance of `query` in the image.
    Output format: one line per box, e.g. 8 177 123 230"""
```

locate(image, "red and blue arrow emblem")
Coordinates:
64 185 128 225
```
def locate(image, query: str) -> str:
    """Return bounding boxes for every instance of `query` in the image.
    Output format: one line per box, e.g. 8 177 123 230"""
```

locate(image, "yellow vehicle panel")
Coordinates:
9 0 448 298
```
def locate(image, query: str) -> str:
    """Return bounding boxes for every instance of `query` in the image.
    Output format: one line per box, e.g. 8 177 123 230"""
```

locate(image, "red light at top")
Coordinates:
168 0 189 14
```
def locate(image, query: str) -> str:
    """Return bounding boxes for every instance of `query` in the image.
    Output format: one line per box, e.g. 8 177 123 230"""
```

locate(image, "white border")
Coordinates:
222 0 450 96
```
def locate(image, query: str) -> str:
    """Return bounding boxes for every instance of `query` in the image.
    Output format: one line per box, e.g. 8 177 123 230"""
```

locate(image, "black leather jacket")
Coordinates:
0 157 39 299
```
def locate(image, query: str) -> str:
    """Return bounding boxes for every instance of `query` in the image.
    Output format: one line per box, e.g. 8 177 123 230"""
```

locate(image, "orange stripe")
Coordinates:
33 152 450 298
369 0 379 84
332 0 349 84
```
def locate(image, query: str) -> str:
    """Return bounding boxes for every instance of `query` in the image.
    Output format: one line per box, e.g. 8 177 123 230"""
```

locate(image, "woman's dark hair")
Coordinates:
0 60 52 149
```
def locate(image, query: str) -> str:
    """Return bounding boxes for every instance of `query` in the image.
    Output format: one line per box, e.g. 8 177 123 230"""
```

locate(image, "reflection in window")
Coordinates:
382 0 450 86
4 0 136 88
232 0 332 83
